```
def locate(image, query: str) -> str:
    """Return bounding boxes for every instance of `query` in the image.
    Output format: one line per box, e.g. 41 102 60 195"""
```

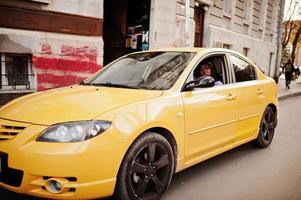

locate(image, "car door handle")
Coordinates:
256 89 264 94
226 93 236 100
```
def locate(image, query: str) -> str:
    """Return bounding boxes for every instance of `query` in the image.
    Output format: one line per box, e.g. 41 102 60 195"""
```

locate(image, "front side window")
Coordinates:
191 55 228 85
230 55 257 82
85 52 196 90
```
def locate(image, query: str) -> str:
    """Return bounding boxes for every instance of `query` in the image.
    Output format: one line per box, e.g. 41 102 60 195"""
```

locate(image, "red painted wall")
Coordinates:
33 44 102 91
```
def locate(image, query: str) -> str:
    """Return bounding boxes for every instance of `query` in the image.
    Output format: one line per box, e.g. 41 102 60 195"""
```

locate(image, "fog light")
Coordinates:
45 179 63 194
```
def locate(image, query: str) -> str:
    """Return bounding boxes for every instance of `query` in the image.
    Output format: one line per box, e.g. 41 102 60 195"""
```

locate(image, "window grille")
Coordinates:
0 53 34 90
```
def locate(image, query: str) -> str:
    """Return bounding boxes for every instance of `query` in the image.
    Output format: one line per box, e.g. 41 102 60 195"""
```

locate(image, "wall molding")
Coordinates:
0 6 102 36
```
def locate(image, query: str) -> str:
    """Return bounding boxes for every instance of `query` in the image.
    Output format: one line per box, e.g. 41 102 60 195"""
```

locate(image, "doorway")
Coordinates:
103 0 151 65
194 5 205 47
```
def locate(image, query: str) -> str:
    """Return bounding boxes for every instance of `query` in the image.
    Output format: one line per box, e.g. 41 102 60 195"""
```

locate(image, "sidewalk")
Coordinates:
277 74 301 101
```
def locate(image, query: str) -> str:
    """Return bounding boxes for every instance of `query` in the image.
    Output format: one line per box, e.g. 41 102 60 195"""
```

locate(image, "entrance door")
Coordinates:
103 0 128 65
103 0 151 65
194 6 205 47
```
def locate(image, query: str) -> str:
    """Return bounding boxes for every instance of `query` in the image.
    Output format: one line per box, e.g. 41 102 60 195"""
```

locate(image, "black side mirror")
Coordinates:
184 76 215 91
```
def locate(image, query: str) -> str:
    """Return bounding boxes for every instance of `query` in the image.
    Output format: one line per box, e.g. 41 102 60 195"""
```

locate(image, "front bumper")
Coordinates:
0 118 124 199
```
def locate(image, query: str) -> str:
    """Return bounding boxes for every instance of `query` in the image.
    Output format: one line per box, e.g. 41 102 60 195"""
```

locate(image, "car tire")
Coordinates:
252 107 276 148
114 132 174 200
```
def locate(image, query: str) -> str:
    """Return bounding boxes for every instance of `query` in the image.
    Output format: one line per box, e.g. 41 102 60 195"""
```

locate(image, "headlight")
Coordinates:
37 120 111 142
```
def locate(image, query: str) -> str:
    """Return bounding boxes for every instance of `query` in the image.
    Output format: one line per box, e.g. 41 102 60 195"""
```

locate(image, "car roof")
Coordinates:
128 47 241 55
125 47 256 67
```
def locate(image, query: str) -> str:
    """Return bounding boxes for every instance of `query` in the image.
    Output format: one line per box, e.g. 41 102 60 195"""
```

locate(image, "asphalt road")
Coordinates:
1 96 301 200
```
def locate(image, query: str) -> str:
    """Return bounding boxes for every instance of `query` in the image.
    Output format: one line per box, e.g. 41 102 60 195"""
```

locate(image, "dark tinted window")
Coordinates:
6 55 29 85
231 55 257 82
1 53 32 90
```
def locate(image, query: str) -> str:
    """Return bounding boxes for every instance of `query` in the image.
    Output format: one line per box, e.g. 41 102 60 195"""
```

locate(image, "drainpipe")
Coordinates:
274 0 285 83
185 0 190 47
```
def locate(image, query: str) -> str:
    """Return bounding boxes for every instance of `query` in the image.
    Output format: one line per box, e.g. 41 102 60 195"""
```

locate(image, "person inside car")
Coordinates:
199 63 223 86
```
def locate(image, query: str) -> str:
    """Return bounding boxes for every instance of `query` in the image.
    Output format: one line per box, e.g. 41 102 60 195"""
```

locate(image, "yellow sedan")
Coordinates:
0 48 278 200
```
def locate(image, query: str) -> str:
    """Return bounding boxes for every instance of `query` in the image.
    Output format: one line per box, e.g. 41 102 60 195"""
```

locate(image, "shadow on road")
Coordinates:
164 142 265 198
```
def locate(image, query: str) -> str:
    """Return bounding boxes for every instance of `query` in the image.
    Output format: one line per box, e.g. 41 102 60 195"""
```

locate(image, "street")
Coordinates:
1 96 301 200
164 95 301 200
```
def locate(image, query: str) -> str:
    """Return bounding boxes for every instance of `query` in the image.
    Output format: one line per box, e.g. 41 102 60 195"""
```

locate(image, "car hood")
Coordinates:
0 86 163 125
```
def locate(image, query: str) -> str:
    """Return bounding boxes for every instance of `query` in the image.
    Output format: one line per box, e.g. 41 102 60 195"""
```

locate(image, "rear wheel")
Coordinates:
252 107 276 148
115 132 174 200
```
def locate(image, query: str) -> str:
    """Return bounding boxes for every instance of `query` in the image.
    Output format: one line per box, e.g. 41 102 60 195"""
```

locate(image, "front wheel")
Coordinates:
252 107 276 148
114 132 175 200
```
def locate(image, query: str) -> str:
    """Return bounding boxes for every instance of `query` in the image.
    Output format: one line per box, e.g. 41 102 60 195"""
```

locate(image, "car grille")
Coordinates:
0 152 24 187
0 122 27 141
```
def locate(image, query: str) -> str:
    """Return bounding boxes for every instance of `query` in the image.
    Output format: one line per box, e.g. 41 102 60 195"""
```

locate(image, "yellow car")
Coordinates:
0 48 278 200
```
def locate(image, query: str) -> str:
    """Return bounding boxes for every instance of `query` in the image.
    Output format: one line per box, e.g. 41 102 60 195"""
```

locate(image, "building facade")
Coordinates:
145 0 284 77
0 0 284 104
202 0 284 78
0 0 103 104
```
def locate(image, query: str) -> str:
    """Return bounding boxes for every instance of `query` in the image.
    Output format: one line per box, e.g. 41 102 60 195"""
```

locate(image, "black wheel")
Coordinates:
114 132 174 200
252 107 276 148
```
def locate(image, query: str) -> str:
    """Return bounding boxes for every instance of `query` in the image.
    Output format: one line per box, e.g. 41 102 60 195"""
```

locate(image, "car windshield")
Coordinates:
84 51 196 90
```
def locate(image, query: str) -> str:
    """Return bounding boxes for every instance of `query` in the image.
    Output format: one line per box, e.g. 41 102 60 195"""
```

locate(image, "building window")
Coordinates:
268 52 274 75
223 0 231 13
258 1 264 28
0 53 34 90
243 1 250 21
243 48 249 56
223 43 231 49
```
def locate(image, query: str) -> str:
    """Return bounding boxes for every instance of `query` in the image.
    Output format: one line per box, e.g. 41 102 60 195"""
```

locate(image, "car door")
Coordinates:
181 53 239 164
228 53 266 142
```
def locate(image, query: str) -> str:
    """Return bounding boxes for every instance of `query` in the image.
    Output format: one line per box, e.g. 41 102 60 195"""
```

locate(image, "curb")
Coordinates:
278 91 301 101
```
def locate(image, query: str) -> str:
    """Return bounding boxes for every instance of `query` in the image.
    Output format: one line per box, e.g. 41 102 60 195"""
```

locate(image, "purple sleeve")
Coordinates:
214 81 223 86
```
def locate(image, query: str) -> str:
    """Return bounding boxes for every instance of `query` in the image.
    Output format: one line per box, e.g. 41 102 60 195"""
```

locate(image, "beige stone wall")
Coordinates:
149 0 177 48
149 0 195 48
41 0 103 18
203 0 283 76
0 0 102 18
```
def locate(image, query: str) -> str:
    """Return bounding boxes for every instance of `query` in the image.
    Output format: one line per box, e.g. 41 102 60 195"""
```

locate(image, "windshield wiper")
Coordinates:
90 82 142 89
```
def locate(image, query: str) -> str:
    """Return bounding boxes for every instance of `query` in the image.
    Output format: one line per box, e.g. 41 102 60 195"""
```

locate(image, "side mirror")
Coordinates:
184 76 215 91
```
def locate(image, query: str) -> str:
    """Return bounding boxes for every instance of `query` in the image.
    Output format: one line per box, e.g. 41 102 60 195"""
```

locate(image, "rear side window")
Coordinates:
230 55 257 82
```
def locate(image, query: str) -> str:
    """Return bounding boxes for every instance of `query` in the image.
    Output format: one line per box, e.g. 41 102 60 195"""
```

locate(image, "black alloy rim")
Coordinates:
261 110 275 143
129 142 172 199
